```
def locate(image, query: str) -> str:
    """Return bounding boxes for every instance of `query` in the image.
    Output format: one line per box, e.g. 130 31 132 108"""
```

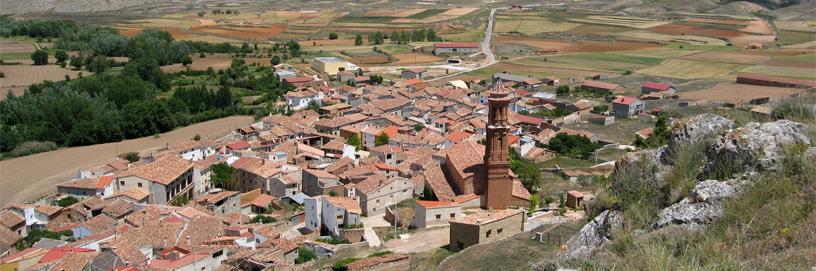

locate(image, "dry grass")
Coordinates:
774 21 816 33
390 53 443 65
679 82 807 102
0 40 35 54
636 59 746 80
0 115 254 207
615 30 729 46
0 65 88 87
681 51 770 65
569 15 670 29
740 65 816 80
495 35 659 53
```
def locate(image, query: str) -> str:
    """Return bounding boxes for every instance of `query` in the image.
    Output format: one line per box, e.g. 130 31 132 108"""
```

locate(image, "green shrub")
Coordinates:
54 196 79 207
295 247 316 264
664 140 707 202
250 215 277 224
9 141 58 158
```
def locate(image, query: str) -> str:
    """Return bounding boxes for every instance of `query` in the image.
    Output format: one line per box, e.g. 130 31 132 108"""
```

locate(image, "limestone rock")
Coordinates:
560 210 623 260
691 180 739 202
708 120 811 172
654 178 746 229
670 113 734 146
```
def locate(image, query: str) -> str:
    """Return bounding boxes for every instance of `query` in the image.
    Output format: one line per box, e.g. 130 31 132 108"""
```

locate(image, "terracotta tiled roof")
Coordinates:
642 81 671 91
198 191 239 205
423 163 456 201
613 96 639 105
354 174 396 195
0 227 20 249
179 215 225 247
57 178 100 190
512 180 531 200
0 210 25 229
451 209 524 225
47 248 97 271
121 155 192 185
80 214 117 233
454 194 479 203
445 140 484 180
324 196 361 214
416 200 459 209
303 168 338 179
250 194 277 208
445 131 473 143
108 188 149 202
102 200 133 218
582 80 621 90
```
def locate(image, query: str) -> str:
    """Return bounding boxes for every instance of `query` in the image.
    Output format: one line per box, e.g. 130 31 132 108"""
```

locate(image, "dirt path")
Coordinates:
0 115 254 207
384 227 450 253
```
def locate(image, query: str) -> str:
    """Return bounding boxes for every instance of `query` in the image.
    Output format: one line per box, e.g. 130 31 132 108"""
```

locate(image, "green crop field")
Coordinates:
405 9 447 19
637 59 746 79
512 53 664 73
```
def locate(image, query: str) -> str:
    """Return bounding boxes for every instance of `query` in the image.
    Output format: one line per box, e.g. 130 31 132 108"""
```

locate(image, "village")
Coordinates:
3 35 813 270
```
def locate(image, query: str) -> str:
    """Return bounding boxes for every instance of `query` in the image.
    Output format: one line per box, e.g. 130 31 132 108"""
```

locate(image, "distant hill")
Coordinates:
0 0 199 15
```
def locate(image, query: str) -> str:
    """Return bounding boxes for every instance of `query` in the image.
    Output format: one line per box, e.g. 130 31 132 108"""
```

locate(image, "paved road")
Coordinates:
361 214 390 247
426 6 503 82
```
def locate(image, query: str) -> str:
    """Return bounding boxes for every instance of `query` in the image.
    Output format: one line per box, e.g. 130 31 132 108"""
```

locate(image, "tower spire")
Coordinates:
482 79 513 210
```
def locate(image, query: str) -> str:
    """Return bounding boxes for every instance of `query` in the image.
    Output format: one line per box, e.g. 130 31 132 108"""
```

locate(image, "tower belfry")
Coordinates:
482 80 513 210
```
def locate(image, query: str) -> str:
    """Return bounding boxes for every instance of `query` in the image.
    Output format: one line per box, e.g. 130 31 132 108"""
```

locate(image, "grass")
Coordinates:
333 16 395 24
405 9 447 19
409 248 455 270
776 30 816 45
440 222 585 271
740 65 816 81
636 59 746 80
538 156 598 169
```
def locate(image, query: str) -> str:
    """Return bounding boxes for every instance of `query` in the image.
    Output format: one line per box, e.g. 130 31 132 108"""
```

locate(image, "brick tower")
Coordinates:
482 80 514 210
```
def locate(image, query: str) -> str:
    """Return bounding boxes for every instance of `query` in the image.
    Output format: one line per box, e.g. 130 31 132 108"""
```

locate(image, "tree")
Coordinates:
529 194 539 215
296 247 317 264
634 113 670 148
547 133 601 159
328 190 338 197
181 55 193 66
556 85 570 95
271 55 281 66
70 55 83 70
122 152 140 162
347 134 362 151
171 195 189 206
55 50 68 64
286 40 301 57
54 196 79 207
375 132 389 146
591 104 609 114
510 149 541 192
197 11 206 17
193 134 201 141
30 50 48 65
354 34 363 46
210 162 233 189
250 215 277 224
329 33 338 40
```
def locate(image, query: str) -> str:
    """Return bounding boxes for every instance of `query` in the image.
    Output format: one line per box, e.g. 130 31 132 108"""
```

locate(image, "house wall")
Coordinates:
413 205 461 228
359 178 413 216
116 176 152 199
305 197 321 232
56 187 96 198
449 211 524 251
212 195 241 215
433 47 479 55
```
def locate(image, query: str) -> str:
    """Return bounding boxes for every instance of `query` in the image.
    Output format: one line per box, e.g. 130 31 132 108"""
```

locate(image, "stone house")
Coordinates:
412 201 461 228
449 209 525 251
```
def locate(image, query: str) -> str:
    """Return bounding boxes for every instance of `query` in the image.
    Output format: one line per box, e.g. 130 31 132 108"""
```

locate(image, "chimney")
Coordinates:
163 238 168 247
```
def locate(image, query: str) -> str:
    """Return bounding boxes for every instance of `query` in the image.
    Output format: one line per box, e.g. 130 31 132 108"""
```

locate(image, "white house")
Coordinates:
285 87 324 111
304 196 362 236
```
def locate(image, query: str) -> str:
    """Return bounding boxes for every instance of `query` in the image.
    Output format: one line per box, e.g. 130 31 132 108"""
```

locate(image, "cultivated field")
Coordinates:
390 53 443 65
0 115 254 207
495 35 659 53
614 30 729 46
512 53 663 73
740 65 816 80
0 64 88 88
680 82 807 102
161 57 273 72
681 51 771 65
0 40 35 53
568 15 670 29
636 59 746 79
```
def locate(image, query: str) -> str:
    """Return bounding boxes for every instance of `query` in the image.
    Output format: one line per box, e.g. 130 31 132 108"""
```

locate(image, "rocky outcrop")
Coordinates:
560 210 623 260
669 113 734 146
707 120 811 172
653 174 754 229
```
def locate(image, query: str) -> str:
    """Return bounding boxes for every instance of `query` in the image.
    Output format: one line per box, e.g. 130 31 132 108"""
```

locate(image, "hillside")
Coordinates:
0 0 199 15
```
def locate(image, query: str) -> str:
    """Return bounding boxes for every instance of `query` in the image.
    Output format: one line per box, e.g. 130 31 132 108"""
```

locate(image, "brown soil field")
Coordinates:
299 39 356 46
194 25 286 40
390 53 443 65
728 34 777 46
775 21 816 33
648 23 744 38
681 51 770 65
350 55 390 64
0 86 27 101
0 115 254 207
363 10 402 17
740 19 774 35
0 40 35 53
392 9 427 18
116 26 143 37
680 82 806 102
0 65 88 87
197 18 217 26
492 62 615 78
161 57 272 72
495 35 658 53
765 60 816 69
685 18 750 26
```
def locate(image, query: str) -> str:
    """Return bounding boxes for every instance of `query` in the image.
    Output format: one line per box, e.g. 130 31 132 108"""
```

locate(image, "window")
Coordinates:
497 228 503 234
436 214 441 220
120 181 125 185
137 182 143 188
486 229 492 238
450 213 455 218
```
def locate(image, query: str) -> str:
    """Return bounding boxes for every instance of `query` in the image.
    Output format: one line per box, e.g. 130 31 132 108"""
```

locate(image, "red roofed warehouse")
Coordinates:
641 81 675 94
433 42 480 55
581 80 623 94
736 73 816 89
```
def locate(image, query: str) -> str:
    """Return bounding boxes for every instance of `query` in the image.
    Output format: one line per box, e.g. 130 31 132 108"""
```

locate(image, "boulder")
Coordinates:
806 147 816 160
707 120 811 172
560 210 623 260
669 113 734 146
653 177 748 230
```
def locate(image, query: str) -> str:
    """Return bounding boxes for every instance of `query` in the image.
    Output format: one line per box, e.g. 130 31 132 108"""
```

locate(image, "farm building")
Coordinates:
566 190 584 209
612 96 644 118
412 200 462 228
581 80 623 94
588 115 615 126
283 76 316 87
641 81 675 94
736 73 816 89
311 57 358 76
492 72 543 91
449 209 525 252
401 68 427 79
275 70 296 82
433 42 480 55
